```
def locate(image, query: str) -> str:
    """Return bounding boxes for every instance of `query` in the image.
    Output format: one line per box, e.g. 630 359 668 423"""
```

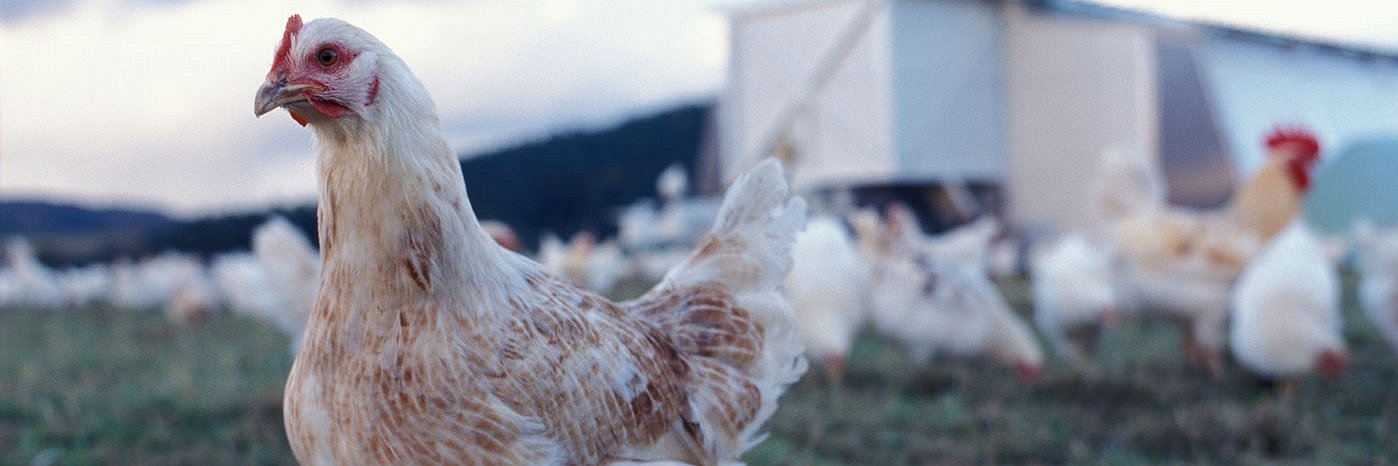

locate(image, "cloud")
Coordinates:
1095 0 1398 50
1 0 220 25
0 0 76 25
6 0 1397 217
0 0 736 215
2 0 325 214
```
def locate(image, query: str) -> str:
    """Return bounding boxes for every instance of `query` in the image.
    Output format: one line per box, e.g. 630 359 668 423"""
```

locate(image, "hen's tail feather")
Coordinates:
662 158 805 290
646 158 808 461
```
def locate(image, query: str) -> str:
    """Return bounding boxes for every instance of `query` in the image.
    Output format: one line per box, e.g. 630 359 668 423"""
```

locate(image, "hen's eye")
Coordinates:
317 48 339 67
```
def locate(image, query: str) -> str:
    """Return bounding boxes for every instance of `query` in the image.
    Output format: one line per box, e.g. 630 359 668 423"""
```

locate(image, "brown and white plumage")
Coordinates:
255 15 806 466
1112 208 1260 376
1092 132 1318 377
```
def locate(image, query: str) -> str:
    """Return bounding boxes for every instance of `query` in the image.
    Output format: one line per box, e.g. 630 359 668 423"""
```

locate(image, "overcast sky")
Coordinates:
3 0 1397 217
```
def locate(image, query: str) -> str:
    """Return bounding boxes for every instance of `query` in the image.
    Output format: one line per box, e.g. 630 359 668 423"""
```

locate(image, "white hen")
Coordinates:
3 237 62 309
131 252 221 325
1230 221 1348 380
212 253 280 321
539 231 627 295
252 216 322 349
1089 146 1166 227
55 264 114 309
785 215 871 382
853 206 1042 379
1352 220 1398 355
884 203 1001 275
867 250 1043 380
1031 234 1119 364
255 15 806 466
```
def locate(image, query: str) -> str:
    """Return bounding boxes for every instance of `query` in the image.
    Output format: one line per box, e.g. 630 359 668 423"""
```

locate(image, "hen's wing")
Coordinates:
486 271 700 465
623 158 808 462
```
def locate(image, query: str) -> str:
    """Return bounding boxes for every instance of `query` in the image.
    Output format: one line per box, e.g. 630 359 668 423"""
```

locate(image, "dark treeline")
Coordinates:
461 102 709 251
2 102 711 266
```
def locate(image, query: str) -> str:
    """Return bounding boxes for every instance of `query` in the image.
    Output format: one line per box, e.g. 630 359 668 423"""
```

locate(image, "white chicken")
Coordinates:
113 252 215 314
154 253 220 326
4 237 62 309
55 264 114 309
539 231 627 295
656 164 688 205
883 203 1001 275
617 167 720 286
252 216 322 349
1030 234 1119 364
0 268 18 308
537 232 569 278
855 210 1042 379
255 15 806 466
1230 221 1348 381
871 256 1042 380
1352 219 1398 355
212 252 280 322
784 215 871 382
1089 146 1166 227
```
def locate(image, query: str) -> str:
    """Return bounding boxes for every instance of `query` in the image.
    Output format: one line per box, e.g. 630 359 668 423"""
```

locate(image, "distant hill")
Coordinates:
0 201 176 266
1 101 714 265
461 102 712 249
0 201 173 236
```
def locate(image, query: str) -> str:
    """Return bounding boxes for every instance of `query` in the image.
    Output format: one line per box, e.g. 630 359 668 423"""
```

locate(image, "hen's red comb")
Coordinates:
270 15 304 72
1264 127 1320 161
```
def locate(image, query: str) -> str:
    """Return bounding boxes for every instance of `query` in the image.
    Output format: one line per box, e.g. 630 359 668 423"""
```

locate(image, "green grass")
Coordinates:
2 276 1397 465
0 308 293 465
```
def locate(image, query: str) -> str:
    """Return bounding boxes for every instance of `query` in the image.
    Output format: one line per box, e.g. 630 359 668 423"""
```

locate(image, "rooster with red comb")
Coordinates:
1101 125 1324 378
1231 126 1323 241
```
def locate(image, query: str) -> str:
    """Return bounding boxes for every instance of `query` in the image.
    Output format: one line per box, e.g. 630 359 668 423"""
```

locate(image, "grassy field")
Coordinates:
1 277 1396 465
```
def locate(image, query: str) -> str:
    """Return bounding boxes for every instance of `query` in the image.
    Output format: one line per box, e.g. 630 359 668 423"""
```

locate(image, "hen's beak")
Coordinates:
254 76 316 117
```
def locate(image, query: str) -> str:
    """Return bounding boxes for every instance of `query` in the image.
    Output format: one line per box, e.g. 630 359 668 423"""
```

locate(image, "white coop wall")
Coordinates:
889 0 1006 182
1004 6 1158 232
721 0 895 189
791 6 895 189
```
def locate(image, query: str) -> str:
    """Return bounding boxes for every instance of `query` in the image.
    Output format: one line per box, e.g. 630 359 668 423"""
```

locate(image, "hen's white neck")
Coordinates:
308 54 509 310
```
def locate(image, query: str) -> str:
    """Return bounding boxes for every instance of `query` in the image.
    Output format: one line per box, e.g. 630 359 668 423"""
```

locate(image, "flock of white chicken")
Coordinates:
0 217 320 347
537 128 1397 389
1 130 1394 393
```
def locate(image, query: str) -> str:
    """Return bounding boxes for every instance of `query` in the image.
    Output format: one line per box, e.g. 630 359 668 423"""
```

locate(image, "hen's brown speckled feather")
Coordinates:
266 17 805 466
289 243 781 465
